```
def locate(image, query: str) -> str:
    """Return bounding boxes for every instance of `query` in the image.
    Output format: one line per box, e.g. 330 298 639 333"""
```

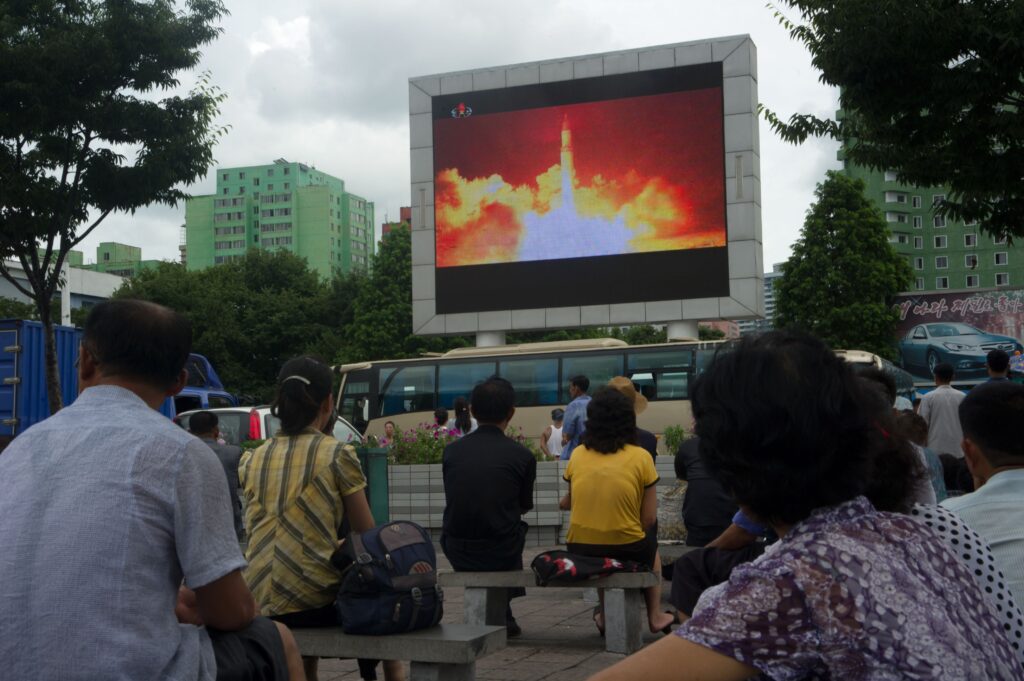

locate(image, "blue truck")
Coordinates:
0 319 235 436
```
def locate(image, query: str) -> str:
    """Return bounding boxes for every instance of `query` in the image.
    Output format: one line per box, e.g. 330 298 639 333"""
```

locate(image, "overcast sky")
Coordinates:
79 0 841 271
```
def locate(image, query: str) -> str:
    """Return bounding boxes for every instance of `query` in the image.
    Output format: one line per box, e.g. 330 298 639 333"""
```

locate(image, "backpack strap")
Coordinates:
350 532 375 581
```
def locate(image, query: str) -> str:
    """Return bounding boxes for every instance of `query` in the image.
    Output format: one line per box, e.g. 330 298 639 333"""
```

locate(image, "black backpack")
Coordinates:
334 521 444 635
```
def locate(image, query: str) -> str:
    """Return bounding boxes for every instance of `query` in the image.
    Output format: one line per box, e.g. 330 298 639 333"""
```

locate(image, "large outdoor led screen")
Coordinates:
432 63 728 313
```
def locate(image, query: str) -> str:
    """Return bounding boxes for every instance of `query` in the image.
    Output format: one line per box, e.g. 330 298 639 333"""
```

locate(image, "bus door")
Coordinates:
340 368 373 434
626 348 695 401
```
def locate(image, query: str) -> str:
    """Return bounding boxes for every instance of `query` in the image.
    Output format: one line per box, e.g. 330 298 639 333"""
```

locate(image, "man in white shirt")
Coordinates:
918 362 965 458
942 381 1024 609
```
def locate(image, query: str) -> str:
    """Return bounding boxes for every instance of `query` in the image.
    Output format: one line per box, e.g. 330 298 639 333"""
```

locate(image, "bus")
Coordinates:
333 338 728 453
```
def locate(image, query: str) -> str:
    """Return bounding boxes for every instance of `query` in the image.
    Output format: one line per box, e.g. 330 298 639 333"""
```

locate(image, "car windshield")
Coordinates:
179 411 249 445
928 324 979 337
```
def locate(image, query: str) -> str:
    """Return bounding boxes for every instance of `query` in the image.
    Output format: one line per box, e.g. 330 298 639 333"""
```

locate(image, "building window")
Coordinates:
267 184 274 191
222 173 228 180
915 277 925 290
936 277 949 289
238 186 245 194
239 171 246 179
914 257 924 270
934 235 947 248
913 216 923 229
935 256 948 269
965 218 978 226
996 273 1010 286
966 275 980 288
884 191 907 204
932 193 946 207
995 252 1008 266
933 215 946 228
222 188 228 195
965 254 978 268
283 167 290 175
912 196 922 208
284 182 290 190
965 234 977 247
254 178 260 186
994 235 1008 245
884 170 898 182
268 168 274 176
913 236 923 249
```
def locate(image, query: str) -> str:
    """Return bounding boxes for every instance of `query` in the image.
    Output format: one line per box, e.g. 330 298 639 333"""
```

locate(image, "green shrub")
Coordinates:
662 425 688 456
384 423 547 464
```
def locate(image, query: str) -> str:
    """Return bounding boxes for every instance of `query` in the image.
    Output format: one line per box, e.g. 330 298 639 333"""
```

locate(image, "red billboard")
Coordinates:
893 288 1024 385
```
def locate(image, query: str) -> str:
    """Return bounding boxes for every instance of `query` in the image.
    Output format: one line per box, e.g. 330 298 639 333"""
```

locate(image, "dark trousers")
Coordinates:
441 521 528 601
669 543 766 616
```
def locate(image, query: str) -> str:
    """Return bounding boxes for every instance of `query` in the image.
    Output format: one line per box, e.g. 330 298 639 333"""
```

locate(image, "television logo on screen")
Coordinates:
450 103 473 119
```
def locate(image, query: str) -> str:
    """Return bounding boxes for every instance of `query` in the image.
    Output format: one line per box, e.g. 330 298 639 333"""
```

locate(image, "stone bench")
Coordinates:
291 623 506 681
438 569 659 655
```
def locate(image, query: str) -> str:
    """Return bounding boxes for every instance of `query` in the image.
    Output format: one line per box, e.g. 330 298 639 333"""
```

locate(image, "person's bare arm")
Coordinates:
640 484 658 530
343 488 376 533
588 635 756 681
559 481 571 510
540 426 552 458
706 523 756 551
191 570 258 632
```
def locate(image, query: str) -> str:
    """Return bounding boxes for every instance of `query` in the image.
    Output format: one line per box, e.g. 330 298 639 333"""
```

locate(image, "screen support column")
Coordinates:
476 331 506 348
667 321 699 341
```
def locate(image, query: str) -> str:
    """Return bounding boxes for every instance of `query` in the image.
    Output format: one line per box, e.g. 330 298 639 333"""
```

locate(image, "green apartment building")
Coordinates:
841 155 1018 294
184 159 374 278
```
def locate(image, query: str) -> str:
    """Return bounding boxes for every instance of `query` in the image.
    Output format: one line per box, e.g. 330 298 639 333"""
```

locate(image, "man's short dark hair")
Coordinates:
471 376 515 424
959 381 1024 467
569 375 590 393
933 362 955 383
83 299 192 390
987 349 1010 374
188 411 218 435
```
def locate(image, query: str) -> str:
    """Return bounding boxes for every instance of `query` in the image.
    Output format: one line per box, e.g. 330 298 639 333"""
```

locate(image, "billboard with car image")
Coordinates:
893 288 1024 385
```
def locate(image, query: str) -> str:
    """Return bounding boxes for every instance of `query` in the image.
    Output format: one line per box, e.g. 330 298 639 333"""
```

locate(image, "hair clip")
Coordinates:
282 375 311 385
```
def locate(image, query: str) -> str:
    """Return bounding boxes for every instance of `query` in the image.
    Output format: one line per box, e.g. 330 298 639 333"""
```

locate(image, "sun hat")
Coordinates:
607 376 648 415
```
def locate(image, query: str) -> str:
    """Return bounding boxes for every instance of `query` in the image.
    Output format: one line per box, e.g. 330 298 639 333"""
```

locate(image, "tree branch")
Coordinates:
69 208 114 250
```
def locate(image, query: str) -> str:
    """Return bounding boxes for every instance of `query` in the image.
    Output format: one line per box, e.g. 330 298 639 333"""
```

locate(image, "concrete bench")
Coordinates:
438 569 659 655
291 623 506 681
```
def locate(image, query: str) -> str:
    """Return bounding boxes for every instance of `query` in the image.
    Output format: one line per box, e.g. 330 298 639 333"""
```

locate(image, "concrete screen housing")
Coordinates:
409 36 763 337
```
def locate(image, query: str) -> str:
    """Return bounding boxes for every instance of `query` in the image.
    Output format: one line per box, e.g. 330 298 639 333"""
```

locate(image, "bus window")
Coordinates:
439 362 496 408
561 353 624 402
656 371 689 399
341 370 372 432
380 365 436 416
696 348 721 376
627 349 692 372
500 358 559 406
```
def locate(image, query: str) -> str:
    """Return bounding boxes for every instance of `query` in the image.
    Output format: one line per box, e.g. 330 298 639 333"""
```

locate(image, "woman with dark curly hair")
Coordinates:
560 387 676 636
590 332 1022 681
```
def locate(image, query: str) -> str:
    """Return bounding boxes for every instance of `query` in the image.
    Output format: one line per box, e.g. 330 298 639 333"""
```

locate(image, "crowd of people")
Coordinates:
1 299 1022 680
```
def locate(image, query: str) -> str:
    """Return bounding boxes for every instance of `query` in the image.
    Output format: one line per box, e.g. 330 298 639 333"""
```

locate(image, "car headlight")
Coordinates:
942 342 977 351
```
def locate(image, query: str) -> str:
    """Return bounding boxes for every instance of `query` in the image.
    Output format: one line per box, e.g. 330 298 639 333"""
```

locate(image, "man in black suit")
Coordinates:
440 376 536 637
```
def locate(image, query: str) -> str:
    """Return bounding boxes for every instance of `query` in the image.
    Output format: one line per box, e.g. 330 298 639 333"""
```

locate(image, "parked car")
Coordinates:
175 406 363 447
898 322 1023 377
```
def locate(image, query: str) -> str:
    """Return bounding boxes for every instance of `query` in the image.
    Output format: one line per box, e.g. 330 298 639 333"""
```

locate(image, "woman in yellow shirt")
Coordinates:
560 387 676 635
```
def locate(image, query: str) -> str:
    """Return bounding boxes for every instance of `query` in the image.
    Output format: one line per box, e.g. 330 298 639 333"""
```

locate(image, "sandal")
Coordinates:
659 610 682 634
592 605 605 637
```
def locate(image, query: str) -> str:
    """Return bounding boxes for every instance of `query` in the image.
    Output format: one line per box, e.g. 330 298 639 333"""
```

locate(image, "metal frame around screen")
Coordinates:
409 36 763 336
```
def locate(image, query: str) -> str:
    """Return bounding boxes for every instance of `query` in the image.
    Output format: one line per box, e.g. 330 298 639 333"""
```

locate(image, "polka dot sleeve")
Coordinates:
911 503 1024 667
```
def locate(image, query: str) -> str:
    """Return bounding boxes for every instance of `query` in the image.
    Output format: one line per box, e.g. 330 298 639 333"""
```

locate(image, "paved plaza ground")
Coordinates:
318 545 676 681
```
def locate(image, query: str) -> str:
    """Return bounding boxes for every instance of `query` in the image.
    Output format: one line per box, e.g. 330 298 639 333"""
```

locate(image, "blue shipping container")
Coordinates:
0 319 82 436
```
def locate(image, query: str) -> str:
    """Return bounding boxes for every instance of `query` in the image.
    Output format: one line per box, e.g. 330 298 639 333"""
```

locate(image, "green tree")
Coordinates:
118 250 341 401
774 171 912 357
761 0 1024 240
0 0 227 413
698 325 726 341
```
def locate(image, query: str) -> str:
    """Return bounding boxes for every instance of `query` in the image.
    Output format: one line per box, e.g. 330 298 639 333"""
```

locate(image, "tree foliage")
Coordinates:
774 171 912 358
0 0 227 412
117 250 341 402
762 0 1024 240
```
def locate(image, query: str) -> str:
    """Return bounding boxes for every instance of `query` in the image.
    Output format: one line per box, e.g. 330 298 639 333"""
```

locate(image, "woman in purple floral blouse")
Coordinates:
591 332 1023 681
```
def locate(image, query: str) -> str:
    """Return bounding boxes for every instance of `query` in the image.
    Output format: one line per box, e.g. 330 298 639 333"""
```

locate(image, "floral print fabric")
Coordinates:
677 497 1023 680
